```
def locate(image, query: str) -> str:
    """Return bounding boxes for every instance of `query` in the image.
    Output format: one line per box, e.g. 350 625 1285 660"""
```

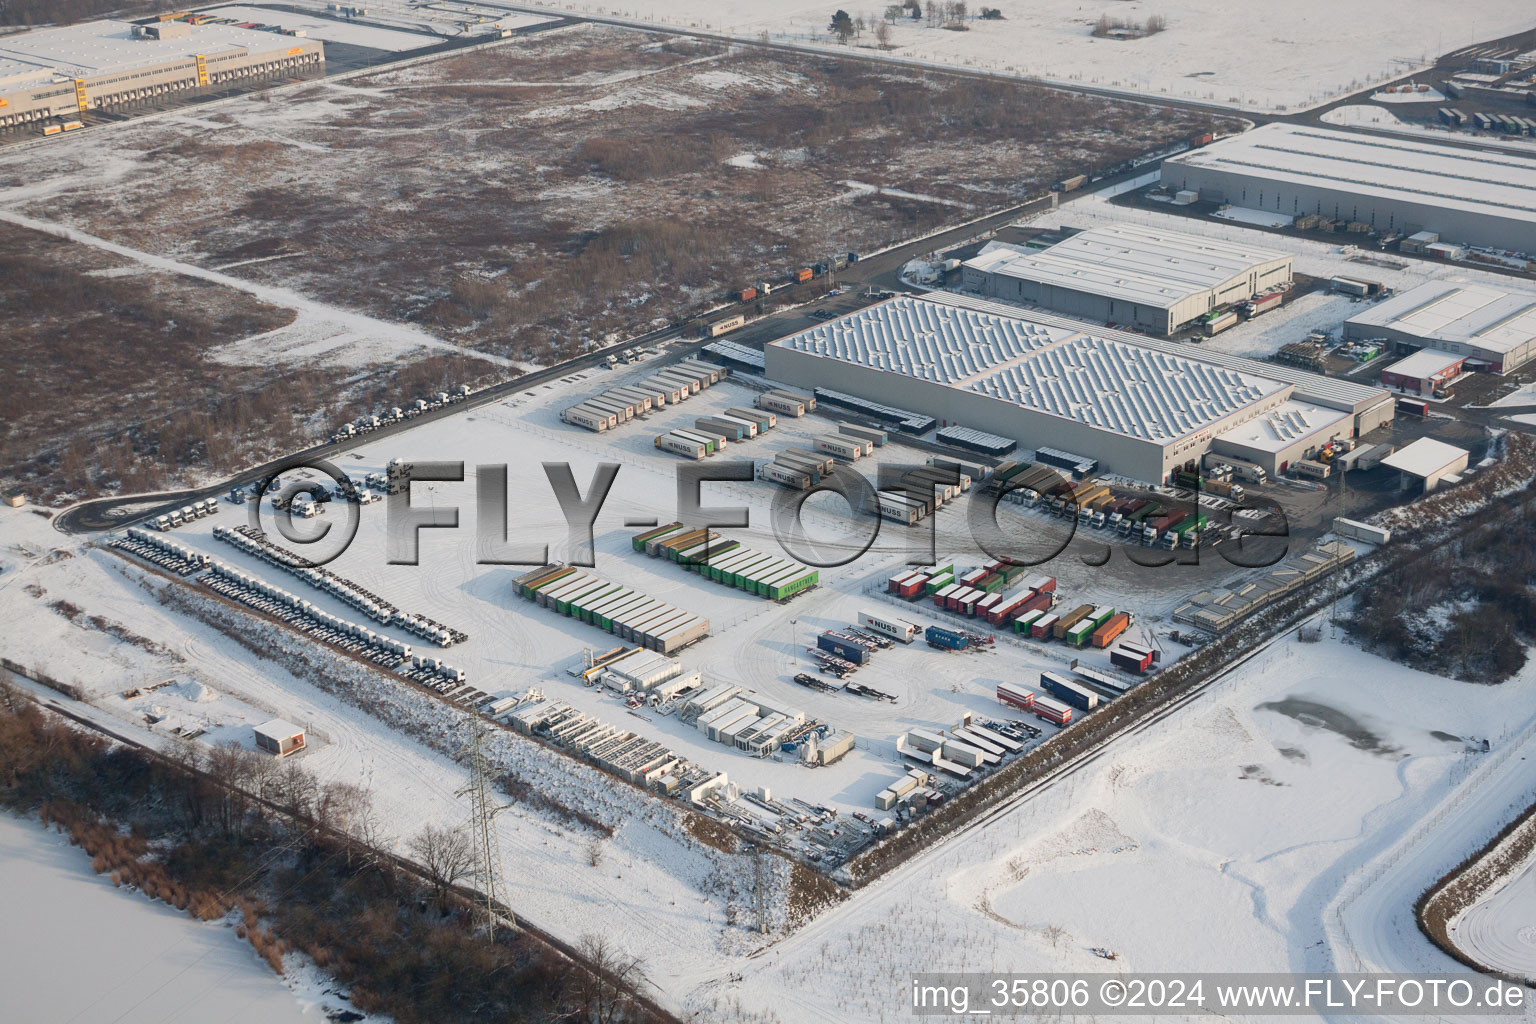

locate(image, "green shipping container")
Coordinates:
1066 620 1096 646
631 522 684 552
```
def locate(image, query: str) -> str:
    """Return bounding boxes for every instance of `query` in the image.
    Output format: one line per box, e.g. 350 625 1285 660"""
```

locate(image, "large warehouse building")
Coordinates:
1160 124 1536 253
960 223 1292 335
1343 281 1536 375
0 19 324 129
762 294 1391 482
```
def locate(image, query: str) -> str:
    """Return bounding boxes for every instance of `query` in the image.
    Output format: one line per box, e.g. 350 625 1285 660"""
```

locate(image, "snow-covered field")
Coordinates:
456 0 1535 112
1449 850 1536 984
699 627 1536 1021
0 813 326 1022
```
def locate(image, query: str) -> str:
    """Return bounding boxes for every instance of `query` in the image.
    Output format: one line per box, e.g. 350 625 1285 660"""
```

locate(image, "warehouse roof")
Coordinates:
923 292 1392 416
1215 399 1350 454
1165 124 1536 229
1381 348 1463 380
1346 281 1536 357
962 222 1290 311
768 295 1290 443
1381 437 1470 478
0 20 306 79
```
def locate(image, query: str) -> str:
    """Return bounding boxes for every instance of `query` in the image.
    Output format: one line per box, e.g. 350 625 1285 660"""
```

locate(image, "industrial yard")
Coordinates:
4 3 1536 1023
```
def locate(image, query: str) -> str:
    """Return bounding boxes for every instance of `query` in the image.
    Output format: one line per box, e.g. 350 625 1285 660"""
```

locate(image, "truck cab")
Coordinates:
1161 531 1180 549
1091 511 1107 529
1142 524 1159 545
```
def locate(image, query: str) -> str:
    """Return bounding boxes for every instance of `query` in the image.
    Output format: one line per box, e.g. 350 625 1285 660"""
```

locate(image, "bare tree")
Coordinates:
587 838 606 867
874 19 893 48
409 824 474 906
574 933 649 1024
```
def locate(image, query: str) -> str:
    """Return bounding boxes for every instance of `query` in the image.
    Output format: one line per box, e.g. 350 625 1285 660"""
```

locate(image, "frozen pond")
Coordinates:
0 813 319 1024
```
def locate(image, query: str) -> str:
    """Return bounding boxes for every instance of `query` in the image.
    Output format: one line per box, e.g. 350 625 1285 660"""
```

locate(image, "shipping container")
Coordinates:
1040 671 1098 711
860 610 919 643
1052 174 1087 192
727 407 775 431
1110 646 1153 673
1065 619 1097 646
1091 612 1130 647
704 314 746 338
818 633 869 664
1031 694 1072 726
1011 608 1045 633
925 626 969 651
996 681 1035 712
760 463 812 490
1052 604 1093 639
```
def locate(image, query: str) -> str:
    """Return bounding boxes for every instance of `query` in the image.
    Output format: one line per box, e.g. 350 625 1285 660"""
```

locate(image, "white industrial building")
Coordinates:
762 293 1391 482
1381 438 1471 493
960 223 1293 335
1160 124 1536 253
1343 281 1536 375
0 19 324 128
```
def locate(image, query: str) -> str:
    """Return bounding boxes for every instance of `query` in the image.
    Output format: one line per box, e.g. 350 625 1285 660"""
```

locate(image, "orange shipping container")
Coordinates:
1091 612 1129 648
795 268 813 282
738 287 757 302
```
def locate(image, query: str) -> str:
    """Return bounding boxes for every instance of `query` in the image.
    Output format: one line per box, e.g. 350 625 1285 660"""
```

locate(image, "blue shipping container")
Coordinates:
817 634 869 664
925 627 970 651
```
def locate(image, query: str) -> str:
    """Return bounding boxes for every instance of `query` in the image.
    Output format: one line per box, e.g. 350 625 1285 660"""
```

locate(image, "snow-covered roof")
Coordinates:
1381 347 1463 380
962 222 1290 311
1380 437 1470 478
0 20 310 80
922 292 1391 415
1214 399 1350 454
768 296 1290 443
1347 281 1536 357
1166 124 1536 229
253 718 304 741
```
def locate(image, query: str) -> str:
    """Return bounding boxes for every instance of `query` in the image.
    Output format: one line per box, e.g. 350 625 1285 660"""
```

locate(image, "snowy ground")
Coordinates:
6 344 1536 1017
449 0 1536 112
1448 850 1536 984
690 626 1536 1022
0 813 332 1023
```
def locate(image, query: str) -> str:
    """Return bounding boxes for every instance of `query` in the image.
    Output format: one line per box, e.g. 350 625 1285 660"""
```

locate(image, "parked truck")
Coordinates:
1052 174 1088 192
925 626 970 651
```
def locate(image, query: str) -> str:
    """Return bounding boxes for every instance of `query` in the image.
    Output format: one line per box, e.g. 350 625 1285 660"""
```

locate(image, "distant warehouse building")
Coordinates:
961 223 1292 335
762 293 1391 483
1343 281 1536 375
1161 124 1536 253
0 19 324 129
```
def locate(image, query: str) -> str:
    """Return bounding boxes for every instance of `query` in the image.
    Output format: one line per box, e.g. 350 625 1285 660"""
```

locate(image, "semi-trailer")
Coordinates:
814 435 865 460
996 681 1035 712
839 422 889 446
1040 671 1098 711
1052 604 1093 639
1031 613 1059 639
1091 612 1130 647
761 463 813 490
656 433 706 459
1031 694 1072 726
873 492 923 525
782 448 837 475
1110 643 1154 673
696 416 748 441
1064 619 1097 647
713 413 760 438
818 633 870 664
860 610 919 643
1011 608 1045 634
925 626 970 651
757 393 805 417
727 407 775 431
